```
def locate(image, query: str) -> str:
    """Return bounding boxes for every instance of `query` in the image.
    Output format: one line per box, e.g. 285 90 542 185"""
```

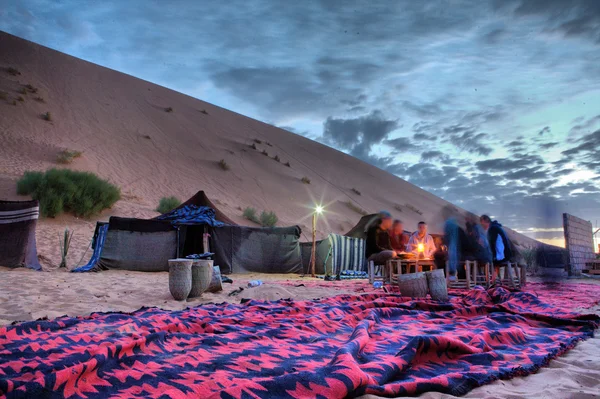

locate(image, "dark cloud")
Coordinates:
384 137 419 152
420 150 452 163
504 0 600 44
569 114 600 136
413 132 437 141
504 167 549 181
476 155 544 172
321 111 399 161
538 126 551 135
539 142 559 149
453 131 493 156
482 27 506 44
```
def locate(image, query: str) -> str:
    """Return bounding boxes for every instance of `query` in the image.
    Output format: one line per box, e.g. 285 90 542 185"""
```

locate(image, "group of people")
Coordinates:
365 211 436 263
366 211 512 282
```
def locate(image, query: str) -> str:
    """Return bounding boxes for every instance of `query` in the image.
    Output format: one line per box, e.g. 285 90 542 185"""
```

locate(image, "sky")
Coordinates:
2 0 600 247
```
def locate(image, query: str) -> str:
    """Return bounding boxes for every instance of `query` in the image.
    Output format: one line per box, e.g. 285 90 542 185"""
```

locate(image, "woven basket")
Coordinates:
168 259 193 301
397 272 428 298
426 269 448 301
207 266 223 293
189 260 214 298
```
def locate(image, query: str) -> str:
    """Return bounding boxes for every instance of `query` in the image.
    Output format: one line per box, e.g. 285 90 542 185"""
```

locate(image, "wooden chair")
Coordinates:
446 260 474 289
368 260 387 284
492 262 521 290
470 261 491 288
387 259 404 284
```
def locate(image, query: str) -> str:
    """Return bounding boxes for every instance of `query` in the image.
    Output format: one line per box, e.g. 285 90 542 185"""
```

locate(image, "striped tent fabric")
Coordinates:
329 233 366 275
0 200 41 270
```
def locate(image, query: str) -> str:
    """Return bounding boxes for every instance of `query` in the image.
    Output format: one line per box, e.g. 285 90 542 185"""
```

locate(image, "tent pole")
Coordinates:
310 213 317 277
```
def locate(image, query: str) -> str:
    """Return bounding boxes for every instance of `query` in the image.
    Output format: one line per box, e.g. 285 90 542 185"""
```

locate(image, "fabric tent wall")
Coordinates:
0 200 41 270
98 217 177 272
345 214 380 239
211 225 302 274
301 234 366 275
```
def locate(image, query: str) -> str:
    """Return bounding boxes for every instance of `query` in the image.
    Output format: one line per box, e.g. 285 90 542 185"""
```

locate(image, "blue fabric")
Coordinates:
156 205 225 226
185 253 214 259
72 224 109 272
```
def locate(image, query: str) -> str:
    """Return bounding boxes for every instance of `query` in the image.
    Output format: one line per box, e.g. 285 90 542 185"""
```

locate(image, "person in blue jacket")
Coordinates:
480 215 512 284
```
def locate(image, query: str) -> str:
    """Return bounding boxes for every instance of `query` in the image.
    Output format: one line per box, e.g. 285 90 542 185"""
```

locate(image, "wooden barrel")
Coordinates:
426 269 448 301
397 272 428 298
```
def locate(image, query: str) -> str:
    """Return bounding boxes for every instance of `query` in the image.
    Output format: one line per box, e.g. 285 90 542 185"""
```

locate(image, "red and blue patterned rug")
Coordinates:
1 285 598 398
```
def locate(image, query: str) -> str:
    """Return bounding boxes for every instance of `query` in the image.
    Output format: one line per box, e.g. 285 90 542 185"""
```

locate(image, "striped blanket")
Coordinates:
0 200 41 270
0 286 597 398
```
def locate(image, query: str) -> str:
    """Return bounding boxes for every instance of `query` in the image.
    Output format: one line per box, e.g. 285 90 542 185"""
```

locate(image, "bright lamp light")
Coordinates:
315 205 324 214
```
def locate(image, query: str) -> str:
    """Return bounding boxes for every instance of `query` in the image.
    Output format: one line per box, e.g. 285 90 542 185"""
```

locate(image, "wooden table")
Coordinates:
584 260 600 275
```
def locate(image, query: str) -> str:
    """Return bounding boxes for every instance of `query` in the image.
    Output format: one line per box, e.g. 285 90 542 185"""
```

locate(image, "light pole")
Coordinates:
309 205 324 277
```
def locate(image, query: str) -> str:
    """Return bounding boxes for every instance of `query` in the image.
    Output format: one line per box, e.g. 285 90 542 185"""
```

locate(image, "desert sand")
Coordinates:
1 268 599 399
0 31 542 271
1 31 597 398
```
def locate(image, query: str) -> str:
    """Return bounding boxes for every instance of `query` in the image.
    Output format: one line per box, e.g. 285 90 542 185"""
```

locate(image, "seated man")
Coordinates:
407 221 436 258
365 211 396 264
388 219 409 253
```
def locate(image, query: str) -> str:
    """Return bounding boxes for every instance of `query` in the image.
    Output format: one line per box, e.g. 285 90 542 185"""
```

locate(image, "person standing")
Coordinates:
407 221 436 258
480 215 512 263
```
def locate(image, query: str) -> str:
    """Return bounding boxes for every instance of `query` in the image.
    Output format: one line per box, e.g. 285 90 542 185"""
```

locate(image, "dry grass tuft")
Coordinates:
218 159 230 170
301 176 311 184
56 149 83 164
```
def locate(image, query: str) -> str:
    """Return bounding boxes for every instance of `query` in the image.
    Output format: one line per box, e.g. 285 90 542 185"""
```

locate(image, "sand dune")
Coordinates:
0 31 543 270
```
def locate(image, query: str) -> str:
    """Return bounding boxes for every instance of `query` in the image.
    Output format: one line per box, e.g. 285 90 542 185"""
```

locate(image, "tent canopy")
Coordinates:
0 200 41 270
156 191 236 225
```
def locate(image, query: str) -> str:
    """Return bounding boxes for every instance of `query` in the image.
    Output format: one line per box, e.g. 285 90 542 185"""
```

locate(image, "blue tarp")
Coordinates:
156 205 225 227
72 224 109 273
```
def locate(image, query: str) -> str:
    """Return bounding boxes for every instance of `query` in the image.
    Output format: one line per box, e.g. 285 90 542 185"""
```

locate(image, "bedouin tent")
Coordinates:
73 191 303 274
0 200 41 270
300 234 366 275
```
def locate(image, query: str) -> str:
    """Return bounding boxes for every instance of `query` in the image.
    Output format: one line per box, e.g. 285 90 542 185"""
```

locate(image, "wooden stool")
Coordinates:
368 260 386 284
446 260 474 289
493 262 521 289
386 259 403 284
470 261 491 288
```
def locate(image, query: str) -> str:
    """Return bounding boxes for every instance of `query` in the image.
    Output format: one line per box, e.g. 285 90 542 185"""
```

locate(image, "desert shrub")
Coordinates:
250 143 257 150
142 134 151 139
266 141 273 147
17 96 24 102
16 169 121 218
301 176 311 184
11 100 17 106
56 149 82 164
200 109 209 115
243 207 259 224
34 96 45 103
25 84 38 93
0 91 7 100
261 150 268 156
165 107 173 112
43 112 51 121
285 161 291 167
218 159 230 170
6 67 21 76
394 204 403 212
345 201 367 216
351 188 361 195
260 211 278 227
254 139 262 144
59 228 74 268
520 245 539 275
156 196 181 213
18 88 27 95
273 155 280 162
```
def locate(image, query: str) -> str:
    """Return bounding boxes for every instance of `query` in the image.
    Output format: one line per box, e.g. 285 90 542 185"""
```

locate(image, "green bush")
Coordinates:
218 159 230 170
260 211 278 227
156 196 181 214
301 176 311 184
17 169 120 218
243 207 259 223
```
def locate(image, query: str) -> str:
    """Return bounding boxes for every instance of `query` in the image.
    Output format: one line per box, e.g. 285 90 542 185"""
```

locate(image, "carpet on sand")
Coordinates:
0 286 598 398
